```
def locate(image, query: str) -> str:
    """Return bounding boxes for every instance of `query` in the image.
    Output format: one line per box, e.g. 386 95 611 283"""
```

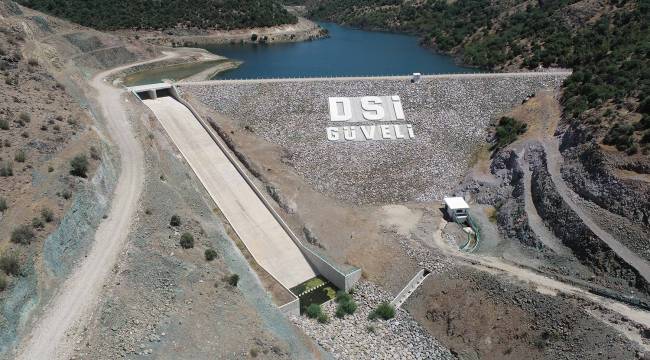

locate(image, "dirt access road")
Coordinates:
16 53 175 360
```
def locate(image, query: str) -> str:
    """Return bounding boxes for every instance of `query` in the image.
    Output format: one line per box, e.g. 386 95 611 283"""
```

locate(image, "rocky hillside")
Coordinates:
306 0 650 159
15 0 298 30
0 0 116 352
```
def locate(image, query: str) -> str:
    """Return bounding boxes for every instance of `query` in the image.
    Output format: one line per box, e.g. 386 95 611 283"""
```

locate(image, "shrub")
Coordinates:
170 214 181 227
335 290 352 304
48 166 54 172
335 306 346 318
90 146 101 160
0 119 8 130
41 208 54 222
11 225 34 244
0 252 20 275
317 312 329 324
305 303 322 319
641 130 650 144
639 96 650 114
338 299 357 315
0 274 7 291
14 150 25 163
70 154 88 177
604 123 634 150
31 217 44 229
334 290 357 318
369 302 395 321
28 58 39 66
180 232 194 249
61 189 72 199
228 273 239 287
0 197 7 212
18 112 31 123
0 162 13 177
204 248 217 261
251 33 258 41
20 131 28 138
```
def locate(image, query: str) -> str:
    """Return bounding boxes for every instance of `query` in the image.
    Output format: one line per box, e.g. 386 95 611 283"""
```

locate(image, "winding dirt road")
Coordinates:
16 53 174 360
542 137 650 283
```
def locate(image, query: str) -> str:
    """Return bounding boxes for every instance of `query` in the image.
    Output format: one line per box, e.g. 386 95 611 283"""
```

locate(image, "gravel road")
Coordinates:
15 54 174 360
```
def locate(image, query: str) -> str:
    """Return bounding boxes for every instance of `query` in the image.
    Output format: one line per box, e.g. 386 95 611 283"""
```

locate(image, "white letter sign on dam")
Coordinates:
326 95 415 141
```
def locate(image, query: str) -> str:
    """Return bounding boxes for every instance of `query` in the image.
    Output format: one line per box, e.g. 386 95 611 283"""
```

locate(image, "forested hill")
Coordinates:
15 0 297 30
307 0 650 156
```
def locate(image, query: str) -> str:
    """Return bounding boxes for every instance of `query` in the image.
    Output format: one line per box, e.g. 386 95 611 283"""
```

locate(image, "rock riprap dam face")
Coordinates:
180 74 568 204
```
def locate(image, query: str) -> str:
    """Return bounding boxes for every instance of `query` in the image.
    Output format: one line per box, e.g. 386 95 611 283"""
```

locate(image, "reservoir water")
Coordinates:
204 22 475 79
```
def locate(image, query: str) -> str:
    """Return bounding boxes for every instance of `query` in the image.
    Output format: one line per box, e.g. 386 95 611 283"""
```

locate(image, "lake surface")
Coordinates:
204 22 475 79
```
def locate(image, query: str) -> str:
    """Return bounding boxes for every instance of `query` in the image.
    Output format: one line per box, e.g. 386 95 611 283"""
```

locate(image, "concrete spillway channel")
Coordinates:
391 269 431 309
129 83 361 315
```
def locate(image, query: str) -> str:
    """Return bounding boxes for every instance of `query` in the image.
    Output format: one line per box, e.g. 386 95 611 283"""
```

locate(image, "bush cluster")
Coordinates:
492 116 528 151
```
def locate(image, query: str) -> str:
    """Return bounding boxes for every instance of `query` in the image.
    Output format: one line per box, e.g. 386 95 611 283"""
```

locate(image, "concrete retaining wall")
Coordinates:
278 298 300 317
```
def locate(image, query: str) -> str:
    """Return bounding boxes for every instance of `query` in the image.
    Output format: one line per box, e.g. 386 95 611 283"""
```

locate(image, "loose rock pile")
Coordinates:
182 74 566 205
291 280 454 360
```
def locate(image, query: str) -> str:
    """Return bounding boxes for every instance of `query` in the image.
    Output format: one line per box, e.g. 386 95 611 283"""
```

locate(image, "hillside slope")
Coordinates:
307 0 649 157
15 0 297 30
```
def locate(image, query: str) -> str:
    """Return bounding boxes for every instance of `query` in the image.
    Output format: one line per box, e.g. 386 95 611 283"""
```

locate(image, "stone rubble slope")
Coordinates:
291 280 454 360
182 74 566 205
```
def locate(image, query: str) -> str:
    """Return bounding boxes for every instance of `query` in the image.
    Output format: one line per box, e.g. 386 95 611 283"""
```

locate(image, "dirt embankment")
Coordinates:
407 265 640 360
116 17 328 48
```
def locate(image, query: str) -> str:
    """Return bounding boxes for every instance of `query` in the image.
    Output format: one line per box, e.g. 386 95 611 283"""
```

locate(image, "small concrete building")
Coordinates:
444 197 469 222
412 72 422 83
